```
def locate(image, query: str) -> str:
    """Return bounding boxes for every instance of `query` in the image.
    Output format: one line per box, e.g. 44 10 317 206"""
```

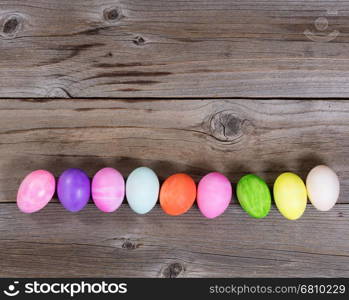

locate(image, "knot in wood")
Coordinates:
210 110 244 142
47 87 71 98
1 14 22 38
121 240 139 250
103 7 122 22
133 36 145 46
163 263 184 278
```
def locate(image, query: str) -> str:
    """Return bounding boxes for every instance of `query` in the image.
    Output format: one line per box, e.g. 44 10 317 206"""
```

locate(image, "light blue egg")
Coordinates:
126 167 159 214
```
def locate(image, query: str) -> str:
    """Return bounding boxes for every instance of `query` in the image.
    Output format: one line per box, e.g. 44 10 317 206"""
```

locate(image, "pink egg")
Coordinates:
197 172 232 219
92 167 125 212
17 170 56 213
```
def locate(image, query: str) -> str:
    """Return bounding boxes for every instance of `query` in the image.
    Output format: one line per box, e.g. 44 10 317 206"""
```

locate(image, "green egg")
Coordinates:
237 174 271 218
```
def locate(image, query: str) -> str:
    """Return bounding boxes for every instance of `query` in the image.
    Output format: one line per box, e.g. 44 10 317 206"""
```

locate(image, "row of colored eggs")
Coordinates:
16 165 340 220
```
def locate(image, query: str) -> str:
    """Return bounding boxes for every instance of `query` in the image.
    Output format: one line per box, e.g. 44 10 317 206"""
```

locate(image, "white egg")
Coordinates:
306 165 340 211
126 167 159 214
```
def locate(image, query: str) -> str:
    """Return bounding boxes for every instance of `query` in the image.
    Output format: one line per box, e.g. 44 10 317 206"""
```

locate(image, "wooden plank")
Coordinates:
0 203 348 277
1 0 349 98
0 99 348 203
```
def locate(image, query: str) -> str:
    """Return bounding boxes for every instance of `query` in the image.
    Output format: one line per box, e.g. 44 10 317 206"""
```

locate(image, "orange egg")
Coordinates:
160 173 196 216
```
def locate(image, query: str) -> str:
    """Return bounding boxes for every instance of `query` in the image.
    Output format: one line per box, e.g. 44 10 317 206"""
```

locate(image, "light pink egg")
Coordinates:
92 167 125 212
197 172 232 219
17 170 56 213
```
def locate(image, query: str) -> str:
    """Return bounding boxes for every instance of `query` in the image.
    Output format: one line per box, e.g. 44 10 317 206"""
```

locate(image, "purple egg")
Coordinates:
57 168 90 212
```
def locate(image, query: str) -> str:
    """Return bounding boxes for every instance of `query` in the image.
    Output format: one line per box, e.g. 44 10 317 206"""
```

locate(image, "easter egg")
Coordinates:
160 173 196 216
126 167 159 214
17 170 55 213
57 168 90 212
306 165 340 211
237 174 271 218
273 172 307 220
92 167 125 213
197 172 232 219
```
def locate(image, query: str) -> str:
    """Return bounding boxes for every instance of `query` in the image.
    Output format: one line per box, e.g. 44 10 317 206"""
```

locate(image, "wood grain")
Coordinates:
0 99 348 203
0 203 348 277
1 0 349 98
1 0 348 279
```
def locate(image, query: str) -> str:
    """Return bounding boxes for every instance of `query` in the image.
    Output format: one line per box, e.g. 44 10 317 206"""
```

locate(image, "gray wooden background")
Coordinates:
0 0 348 277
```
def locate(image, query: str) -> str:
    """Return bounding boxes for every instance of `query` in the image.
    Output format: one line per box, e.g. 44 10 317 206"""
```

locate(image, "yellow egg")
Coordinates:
273 172 307 220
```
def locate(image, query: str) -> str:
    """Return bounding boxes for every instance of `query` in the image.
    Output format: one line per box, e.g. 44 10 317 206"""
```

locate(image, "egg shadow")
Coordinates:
263 161 288 184
262 161 289 205
226 162 250 185
185 159 216 180
112 156 145 177
157 159 201 181
296 153 325 179
224 162 251 213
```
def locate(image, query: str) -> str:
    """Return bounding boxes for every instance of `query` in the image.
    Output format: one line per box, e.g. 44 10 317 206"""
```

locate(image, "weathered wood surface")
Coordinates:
1 0 349 98
0 99 348 203
0 203 348 277
0 0 348 278
0 98 348 277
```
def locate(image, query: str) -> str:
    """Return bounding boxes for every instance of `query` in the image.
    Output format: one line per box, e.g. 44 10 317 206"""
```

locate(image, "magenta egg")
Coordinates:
17 170 56 213
197 172 232 219
92 167 125 212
